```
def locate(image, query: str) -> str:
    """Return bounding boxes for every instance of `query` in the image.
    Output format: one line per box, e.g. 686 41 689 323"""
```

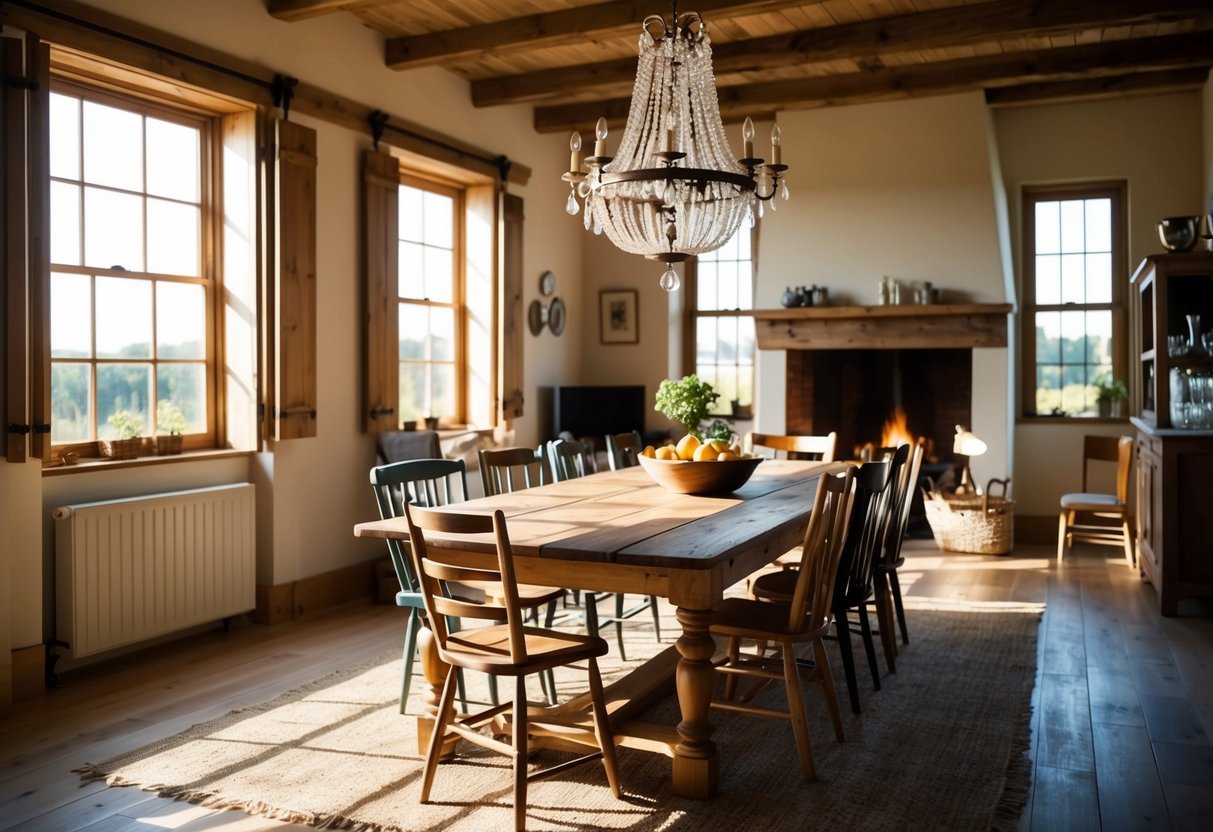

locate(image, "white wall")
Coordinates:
4 0 585 663
754 93 1012 481
994 91 1203 515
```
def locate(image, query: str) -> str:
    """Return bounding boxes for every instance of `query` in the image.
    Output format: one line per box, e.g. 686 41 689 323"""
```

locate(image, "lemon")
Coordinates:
717 450 739 461
655 445 679 461
675 433 701 461
640 445 656 458
729 443 742 456
692 442 718 461
709 439 731 454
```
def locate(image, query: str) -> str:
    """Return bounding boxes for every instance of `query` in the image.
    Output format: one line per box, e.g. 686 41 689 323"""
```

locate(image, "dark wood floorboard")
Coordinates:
0 540 1210 830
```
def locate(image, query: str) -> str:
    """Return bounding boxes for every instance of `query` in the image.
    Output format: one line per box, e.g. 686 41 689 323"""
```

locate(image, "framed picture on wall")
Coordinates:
599 289 639 344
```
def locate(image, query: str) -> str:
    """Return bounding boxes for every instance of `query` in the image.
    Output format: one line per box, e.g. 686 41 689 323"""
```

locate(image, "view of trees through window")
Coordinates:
398 179 459 424
693 230 755 412
1026 187 1122 417
49 87 209 445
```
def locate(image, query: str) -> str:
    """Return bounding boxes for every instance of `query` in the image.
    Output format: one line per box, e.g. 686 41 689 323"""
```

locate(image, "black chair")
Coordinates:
752 451 901 714
874 441 925 671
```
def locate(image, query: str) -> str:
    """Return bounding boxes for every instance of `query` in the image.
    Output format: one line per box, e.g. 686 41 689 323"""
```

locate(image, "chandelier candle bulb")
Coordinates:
594 117 608 158
771 124 782 165
742 116 755 160
569 132 582 173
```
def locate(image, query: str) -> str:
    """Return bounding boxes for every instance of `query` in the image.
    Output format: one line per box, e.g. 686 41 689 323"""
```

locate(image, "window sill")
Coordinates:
42 448 254 477
1016 415 1132 426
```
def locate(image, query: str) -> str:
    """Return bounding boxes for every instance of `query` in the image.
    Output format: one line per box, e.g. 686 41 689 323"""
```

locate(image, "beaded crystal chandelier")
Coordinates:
562 5 789 292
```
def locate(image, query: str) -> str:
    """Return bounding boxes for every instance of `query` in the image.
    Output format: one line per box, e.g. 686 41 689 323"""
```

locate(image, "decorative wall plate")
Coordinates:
527 299 548 336
548 297 567 336
539 270 556 297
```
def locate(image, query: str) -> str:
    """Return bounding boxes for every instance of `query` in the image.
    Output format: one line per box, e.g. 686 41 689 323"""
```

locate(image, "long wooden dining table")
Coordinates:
353 458 841 799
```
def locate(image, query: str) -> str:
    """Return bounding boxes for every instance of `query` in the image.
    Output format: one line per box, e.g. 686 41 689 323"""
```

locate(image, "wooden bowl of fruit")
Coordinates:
637 436 762 495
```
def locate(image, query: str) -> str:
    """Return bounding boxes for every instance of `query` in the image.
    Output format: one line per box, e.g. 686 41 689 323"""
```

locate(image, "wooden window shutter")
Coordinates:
362 150 399 433
270 118 317 439
2 35 50 463
498 192 524 421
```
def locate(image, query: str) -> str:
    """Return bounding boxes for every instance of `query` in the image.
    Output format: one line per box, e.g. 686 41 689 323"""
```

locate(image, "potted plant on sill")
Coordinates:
154 400 187 455
1095 375 1128 418
101 409 145 459
655 374 732 442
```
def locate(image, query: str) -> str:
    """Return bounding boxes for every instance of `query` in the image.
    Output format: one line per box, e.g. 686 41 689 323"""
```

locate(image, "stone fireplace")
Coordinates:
754 301 1012 479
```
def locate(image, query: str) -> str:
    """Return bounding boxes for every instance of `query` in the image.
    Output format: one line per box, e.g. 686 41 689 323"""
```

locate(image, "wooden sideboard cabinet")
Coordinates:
1130 252 1213 615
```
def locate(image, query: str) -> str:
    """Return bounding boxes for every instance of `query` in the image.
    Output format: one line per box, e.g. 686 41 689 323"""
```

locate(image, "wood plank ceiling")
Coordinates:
265 0 1213 134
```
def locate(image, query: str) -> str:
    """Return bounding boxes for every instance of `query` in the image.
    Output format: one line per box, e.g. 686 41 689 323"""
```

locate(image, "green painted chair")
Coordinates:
370 458 562 712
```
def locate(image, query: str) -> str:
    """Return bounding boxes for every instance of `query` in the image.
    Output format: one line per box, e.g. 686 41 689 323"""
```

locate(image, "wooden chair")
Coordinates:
547 438 662 659
479 446 547 496
1057 435 1135 566
546 437 594 481
403 503 621 831
605 431 643 470
745 431 838 462
872 441 925 672
710 468 856 781
751 453 899 714
370 459 564 712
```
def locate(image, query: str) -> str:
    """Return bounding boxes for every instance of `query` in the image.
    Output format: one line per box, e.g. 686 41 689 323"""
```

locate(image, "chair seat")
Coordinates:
750 568 798 602
1060 492 1124 512
443 625 608 675
711 596 830 641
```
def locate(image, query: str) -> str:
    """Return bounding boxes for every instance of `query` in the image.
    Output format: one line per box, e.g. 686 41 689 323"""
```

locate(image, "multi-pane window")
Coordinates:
49 85 212 447
1022 182 1126 417
398 177 462 424
688 230 755 413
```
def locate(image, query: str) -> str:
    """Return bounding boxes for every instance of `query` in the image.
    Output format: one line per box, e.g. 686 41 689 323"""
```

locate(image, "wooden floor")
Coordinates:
1 539 1210 831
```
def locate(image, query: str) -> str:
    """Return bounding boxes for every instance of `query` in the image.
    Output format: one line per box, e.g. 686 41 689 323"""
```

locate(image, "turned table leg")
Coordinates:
415 624 458 758
672 606 719 799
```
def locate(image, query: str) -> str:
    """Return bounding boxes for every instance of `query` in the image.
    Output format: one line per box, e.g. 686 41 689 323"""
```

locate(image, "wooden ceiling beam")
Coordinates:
985 67 1212 107
475 0 1213 108
534 31 1213 133
265 0 399 22
383 0 822 71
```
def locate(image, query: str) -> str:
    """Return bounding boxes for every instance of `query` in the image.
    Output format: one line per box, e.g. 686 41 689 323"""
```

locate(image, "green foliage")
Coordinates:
655 375 721 440
156 400 188 435
1094 374 1128 401
106 409 145 439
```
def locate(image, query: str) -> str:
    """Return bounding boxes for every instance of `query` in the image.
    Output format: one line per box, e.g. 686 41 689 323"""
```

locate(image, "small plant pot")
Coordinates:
154 434 184 455
99 437 143 460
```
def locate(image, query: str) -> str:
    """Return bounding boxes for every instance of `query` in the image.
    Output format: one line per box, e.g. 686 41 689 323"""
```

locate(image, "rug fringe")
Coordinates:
988 616 1042 831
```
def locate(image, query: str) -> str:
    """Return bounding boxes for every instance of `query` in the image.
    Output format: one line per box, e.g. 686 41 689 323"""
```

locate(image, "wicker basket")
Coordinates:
99 437 144 460
924 478 1014 555
154 434 183 455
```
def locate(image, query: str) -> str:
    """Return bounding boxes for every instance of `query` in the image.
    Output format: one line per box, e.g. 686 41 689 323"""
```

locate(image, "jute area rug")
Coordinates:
79 597 1042 832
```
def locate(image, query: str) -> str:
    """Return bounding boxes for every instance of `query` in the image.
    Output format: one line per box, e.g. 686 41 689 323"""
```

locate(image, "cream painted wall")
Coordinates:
994 91 1203 515
754 93 1012 480
4 0 585 661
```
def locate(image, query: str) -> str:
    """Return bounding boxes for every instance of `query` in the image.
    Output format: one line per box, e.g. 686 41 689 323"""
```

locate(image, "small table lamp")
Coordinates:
953 425 987 494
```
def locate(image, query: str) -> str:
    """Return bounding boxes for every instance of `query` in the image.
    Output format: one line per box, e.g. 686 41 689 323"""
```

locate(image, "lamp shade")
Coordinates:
953 426 987 456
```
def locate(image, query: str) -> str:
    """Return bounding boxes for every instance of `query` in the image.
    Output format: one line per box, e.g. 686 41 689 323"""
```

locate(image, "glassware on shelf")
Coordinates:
1168 334 1189 357
1186 314 1205 356
1169 368 1213 429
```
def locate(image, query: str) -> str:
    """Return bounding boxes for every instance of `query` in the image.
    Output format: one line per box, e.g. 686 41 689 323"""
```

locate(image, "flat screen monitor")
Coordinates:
554 385 645 440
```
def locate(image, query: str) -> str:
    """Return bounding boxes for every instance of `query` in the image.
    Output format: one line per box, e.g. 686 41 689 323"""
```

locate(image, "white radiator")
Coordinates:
54 483 256 659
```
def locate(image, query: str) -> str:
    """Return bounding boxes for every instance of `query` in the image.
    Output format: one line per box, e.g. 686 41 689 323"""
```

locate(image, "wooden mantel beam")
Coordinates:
986 67 1212 108
534 31 1213 133
383 0 820 71
753 304 1013 351
475 0 1211 108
